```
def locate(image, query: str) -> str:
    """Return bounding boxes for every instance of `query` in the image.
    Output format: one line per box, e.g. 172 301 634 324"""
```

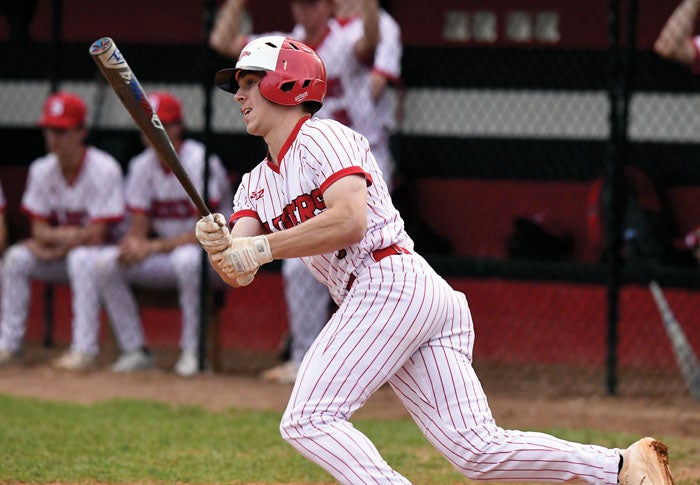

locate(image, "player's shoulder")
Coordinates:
29 152 56 170
85 146 120 168
379 9 401 32
128 147 158 172
179 139 206 165
303 116 347 131
301 117 356 140
27 153 58 181
84 146 123 177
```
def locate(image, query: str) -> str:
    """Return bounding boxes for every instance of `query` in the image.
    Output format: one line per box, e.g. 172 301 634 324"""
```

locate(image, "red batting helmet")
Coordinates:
215 35 326 110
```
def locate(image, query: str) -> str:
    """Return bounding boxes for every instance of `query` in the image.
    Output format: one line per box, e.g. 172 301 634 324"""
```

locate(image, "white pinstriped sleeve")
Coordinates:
301 119 371 190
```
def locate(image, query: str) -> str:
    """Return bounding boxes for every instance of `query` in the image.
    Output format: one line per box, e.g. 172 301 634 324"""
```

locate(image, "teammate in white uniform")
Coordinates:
210 0 397 384
0 91 125 369
197 36 675 484
655 0 700 71
95 92 230 376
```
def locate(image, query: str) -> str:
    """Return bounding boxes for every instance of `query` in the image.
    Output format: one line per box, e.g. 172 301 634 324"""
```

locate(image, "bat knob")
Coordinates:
89 37 113 56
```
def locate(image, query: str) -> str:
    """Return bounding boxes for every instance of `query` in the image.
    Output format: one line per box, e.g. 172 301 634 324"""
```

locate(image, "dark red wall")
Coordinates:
0 0 678 48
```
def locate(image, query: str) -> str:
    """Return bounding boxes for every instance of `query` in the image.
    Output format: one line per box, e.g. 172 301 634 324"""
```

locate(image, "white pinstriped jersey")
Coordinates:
125 139 228 238
21 146 124 229
230 117 413 304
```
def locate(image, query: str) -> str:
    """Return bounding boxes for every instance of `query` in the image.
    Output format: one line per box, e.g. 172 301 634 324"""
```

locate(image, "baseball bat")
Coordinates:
649 280 700 401
88 37 212 220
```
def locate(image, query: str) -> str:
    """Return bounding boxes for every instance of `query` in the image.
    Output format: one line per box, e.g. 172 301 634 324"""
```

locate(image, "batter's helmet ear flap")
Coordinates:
214 35 327 107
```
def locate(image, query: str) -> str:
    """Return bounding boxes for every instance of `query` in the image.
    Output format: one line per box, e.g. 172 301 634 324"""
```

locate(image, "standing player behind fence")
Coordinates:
95 92 231 377
0 91 125 369
196 36 675 484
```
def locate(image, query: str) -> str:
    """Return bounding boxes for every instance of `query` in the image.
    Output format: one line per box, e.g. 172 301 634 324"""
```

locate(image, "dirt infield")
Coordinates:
1 345 699 482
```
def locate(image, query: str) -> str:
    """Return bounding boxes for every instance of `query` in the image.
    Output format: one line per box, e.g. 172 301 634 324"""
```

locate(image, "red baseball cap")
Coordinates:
148 92 183 124
38 91 87 129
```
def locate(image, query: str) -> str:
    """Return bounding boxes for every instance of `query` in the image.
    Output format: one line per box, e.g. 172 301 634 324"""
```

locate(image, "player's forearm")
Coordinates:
355 0 380 65
266 206 366 260
655 0 700 64
32 222 97 247
149 231 197 254
209 0 247 58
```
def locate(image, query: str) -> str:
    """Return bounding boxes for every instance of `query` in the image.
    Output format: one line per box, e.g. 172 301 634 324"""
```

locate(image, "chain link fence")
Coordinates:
0 0 699 399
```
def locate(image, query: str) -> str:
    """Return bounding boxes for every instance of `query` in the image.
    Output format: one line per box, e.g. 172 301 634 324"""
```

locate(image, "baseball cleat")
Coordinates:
618 437 674 485
111 349 155 373
52 351 96 371
259 360 299 384
0 347 20 367
174 350 200 377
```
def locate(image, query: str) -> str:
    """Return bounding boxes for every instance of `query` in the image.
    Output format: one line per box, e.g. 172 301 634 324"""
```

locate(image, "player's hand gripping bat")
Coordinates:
89 36 213 221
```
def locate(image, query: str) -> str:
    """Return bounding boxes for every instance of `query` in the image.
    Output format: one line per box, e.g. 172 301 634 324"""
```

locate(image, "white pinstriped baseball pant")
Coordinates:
280 254 621 484
0 244 104 355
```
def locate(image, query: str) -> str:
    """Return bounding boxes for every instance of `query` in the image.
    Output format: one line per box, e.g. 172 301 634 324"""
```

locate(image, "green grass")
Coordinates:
0 394 695 484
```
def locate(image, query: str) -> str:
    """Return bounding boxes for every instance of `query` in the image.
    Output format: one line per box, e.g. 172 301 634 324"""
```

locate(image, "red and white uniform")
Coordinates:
231 117 622 484
0 148 124 354
96 139 229 355
248 14 402 366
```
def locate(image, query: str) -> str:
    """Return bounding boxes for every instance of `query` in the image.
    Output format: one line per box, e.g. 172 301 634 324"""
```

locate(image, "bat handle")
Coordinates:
203 213 214 222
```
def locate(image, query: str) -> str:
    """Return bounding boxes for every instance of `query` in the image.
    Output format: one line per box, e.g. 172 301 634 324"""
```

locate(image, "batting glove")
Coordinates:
210 246 257 285
236 273 255 287
214 253 256 286
220 235 273 276
196 213 231 254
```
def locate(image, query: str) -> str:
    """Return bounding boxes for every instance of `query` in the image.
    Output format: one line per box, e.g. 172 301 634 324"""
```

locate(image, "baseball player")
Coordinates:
210 0 398 384
0 91 125 369
94 92 230 376
196 36 675 484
